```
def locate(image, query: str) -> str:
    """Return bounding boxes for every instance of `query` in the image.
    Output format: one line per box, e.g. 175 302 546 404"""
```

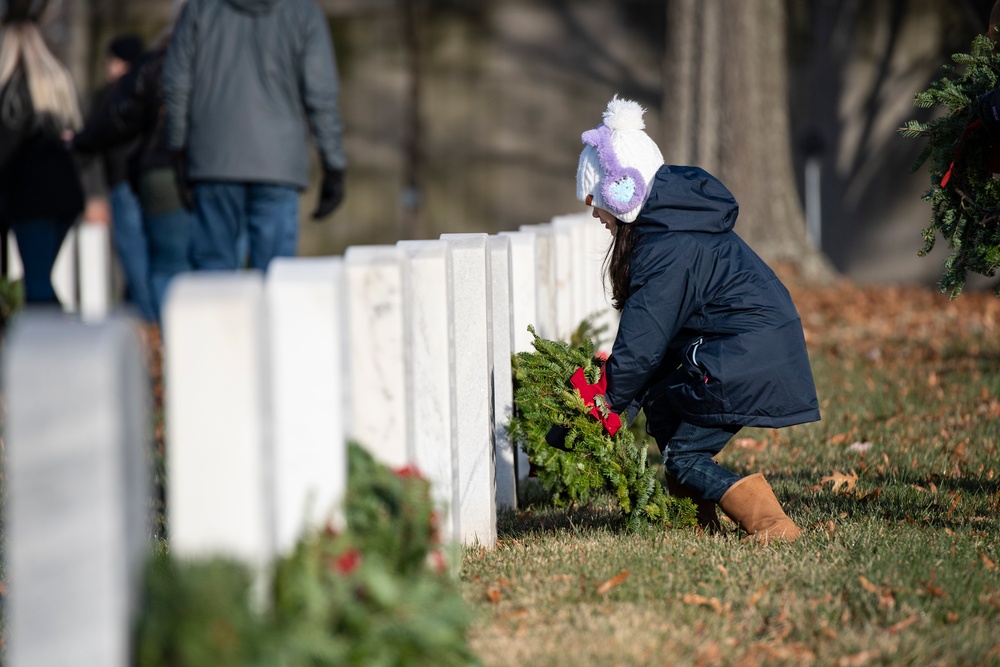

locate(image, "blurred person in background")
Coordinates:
72 2 193 323
81 33 156 321
163 0 347 272
0 0 86 305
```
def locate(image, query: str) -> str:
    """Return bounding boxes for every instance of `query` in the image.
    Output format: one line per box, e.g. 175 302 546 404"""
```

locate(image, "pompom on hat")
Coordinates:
576 95 664 223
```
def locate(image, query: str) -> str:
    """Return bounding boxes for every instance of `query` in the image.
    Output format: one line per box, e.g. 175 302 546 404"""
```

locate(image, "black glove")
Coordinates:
312 167 345 220
545 424 571 451
172 151 195 212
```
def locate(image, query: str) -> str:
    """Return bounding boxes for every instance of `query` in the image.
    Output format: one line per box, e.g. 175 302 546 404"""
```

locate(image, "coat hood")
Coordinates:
635 165 739 234
224 0 283 14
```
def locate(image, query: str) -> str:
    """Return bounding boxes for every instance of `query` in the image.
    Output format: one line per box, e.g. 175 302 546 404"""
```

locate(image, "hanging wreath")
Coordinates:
900 34 1000 297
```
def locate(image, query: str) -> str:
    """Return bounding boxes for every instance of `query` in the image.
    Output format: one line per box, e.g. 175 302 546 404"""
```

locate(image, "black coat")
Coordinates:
73 48 173 185
0 72 85 225
605 165 821 429
83 83 139 189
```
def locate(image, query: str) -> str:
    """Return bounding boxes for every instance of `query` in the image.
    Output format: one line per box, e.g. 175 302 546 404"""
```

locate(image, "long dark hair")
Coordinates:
604 220 637 311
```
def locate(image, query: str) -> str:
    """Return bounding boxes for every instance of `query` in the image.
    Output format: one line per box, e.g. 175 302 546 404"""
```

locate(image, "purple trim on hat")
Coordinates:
581 124 647 215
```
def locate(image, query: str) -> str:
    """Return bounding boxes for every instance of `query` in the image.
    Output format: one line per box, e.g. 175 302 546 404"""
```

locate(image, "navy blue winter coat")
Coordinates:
605 165 821 429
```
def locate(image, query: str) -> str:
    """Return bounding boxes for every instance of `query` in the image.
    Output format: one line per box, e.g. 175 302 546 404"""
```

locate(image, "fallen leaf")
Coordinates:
945 492 962 521
696 642 723 665
681 593 729 614
748 585 768 607
858 576 879 594
858 488 882 502
983 554 997 571
837 650 880 666
595 570 629 595
923 582 948 598
946 612 959 624
822 469 859 493
733 437 764 450
887 615 918 634
830 433 851 445
486 586 502 604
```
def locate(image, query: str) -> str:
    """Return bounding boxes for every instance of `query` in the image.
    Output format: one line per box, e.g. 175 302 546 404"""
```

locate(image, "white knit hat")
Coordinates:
576 96 664 223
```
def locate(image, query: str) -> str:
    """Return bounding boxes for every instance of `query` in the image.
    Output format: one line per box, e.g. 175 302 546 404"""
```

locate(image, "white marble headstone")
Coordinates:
498 231 538 355
441 233 497 547
498 230 538 486
77 221 113 322
583 218 619 354
518 223 556 341
398 240 456 540
553 214 594 338
3 313 150 667
548 217 576 341
163 273 274 571
266 257 348 552
488 235 517 510
344 245 409 468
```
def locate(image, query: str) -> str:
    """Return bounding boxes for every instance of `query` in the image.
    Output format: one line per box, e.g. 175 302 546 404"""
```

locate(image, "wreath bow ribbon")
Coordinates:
941 118 1000 187
570 367 622 436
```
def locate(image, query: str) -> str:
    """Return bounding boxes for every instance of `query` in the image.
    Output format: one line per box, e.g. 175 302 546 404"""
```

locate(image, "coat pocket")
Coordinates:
668 336 728 417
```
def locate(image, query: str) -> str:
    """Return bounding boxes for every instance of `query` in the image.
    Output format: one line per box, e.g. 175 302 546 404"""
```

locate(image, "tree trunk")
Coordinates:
663 0 833 280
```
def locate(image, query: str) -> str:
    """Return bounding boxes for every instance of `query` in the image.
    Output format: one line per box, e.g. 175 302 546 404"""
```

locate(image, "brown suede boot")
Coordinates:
718 473 801 543
665 476 722 534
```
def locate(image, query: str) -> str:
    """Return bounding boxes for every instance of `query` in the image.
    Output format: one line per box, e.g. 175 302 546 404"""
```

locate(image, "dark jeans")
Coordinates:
644 383 742 503
145 206 193 322
190 182 299 271
10 218 73 304
110 182 156 322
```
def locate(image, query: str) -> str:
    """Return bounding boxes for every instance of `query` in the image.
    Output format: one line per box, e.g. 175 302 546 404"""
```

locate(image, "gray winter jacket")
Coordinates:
162 0 346 189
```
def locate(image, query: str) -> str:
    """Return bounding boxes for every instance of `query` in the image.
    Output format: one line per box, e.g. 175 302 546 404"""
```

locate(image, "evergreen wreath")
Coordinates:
135 443 478 667
900 34 1000 297
508 325 696 532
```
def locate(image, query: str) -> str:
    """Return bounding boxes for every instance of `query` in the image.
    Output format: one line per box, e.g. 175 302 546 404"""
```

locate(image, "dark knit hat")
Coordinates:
107 35 144 65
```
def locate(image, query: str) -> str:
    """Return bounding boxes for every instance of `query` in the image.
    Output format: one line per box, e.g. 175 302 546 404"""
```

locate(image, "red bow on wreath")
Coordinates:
941 118 1000 187
570 366 622 436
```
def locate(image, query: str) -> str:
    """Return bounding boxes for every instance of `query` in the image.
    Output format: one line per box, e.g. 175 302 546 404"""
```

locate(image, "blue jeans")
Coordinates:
644 382 742 503
145 206 193 321
190 182 299 271
10 218 72 304
110 182 156 321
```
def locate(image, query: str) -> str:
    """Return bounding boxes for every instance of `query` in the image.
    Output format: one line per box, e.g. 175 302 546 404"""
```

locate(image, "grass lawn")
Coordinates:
461 279 1000 667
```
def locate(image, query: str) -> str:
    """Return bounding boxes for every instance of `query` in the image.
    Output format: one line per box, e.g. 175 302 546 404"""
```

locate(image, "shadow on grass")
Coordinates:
501 466 999 541
500 482 631 538
762 469 1000 532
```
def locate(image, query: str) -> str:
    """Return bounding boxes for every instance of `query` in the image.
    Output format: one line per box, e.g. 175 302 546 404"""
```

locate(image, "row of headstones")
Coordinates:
1 212 617 667
165 215 619 563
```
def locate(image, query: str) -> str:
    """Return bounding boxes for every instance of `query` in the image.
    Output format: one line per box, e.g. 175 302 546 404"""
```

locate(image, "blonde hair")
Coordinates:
0 21 82 133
